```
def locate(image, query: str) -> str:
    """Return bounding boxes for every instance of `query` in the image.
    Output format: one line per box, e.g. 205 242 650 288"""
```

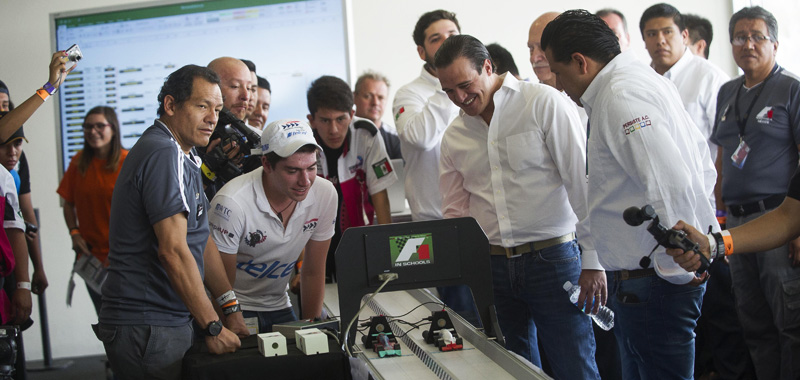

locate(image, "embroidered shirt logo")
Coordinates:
372 158 393 179
244 230 267 247
622 115 651 136
214 204 232 221
755 106 773 124
303 218 318 232
210 222 235 238
394 106 405 121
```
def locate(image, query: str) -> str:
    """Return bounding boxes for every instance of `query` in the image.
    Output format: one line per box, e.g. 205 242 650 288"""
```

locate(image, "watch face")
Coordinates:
207 320 223 336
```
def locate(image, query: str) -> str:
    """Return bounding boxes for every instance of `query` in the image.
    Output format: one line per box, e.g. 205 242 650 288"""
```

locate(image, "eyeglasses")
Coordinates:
732 34 773 46
82 123 111 131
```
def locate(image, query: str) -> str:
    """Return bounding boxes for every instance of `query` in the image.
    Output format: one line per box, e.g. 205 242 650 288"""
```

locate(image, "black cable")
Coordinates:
394 321 431 338
384 301 445 320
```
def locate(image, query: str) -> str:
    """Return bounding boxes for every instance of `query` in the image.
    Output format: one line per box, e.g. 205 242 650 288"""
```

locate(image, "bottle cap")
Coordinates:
562 281 573 291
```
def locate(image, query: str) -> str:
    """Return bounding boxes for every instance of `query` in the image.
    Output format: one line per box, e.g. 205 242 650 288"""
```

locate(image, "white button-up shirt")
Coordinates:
581 51 718 284
660 47 730 165
393 67 460 221
440 74 601 270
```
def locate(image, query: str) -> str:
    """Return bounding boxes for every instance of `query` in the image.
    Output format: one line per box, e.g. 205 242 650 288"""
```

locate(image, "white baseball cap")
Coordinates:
259 119 321 157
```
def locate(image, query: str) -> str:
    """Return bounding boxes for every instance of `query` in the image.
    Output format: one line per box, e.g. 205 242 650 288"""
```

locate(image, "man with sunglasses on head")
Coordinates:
709 6 800 379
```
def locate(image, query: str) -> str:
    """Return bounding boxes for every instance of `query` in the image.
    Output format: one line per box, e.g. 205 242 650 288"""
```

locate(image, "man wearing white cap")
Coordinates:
209 119 337 333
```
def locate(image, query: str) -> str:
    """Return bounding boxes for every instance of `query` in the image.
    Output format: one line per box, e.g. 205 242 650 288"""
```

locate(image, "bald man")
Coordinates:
528 12 590 127
208 57 252 121
202 57 255 199
529 11 621 380
527 12 560 87
597 9 631 51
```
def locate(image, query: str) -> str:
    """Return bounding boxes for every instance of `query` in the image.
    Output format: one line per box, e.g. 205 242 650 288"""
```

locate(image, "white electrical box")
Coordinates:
295 328 329 355
257 332 287 357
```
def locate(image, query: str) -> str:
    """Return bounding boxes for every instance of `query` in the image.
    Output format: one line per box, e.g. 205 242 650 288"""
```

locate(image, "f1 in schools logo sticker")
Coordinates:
390 233 434 268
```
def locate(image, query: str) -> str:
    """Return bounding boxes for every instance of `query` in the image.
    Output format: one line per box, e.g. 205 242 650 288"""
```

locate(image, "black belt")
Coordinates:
728 194 784 217
609 268 656 281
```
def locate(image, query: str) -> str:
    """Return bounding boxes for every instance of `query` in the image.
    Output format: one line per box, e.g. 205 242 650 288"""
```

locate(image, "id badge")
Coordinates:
731 139 750 169
244 316 259 335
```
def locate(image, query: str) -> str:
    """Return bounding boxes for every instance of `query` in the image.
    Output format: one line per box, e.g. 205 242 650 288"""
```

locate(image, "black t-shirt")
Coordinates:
789 168 800 200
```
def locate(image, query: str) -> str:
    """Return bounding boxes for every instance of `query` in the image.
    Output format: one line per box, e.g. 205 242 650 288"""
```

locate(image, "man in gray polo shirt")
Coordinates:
711 6 800 379
96 65 243 380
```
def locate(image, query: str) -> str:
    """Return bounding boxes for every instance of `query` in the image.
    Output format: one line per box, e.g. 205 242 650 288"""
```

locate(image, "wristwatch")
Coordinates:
204 320 223 337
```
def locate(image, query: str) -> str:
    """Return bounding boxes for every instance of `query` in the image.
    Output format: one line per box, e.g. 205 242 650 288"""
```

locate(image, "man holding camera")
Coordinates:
200 57 255 199
209 119 336 333
542 11 717 378
97 65 244 380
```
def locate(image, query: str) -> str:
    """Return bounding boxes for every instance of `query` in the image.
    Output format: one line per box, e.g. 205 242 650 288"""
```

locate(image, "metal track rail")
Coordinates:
366 297 458 380
407 289 552 380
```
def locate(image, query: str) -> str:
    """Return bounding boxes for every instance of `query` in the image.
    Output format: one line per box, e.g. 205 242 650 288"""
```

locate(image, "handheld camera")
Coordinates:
201 109 261 184
65 44 83 62
0 326 19 379
623 205 710 273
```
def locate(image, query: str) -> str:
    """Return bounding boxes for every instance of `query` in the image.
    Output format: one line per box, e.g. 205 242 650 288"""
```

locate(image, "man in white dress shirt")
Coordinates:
393 9 460 222
543 10 718 379
530 13 620 378
393 9 480 326
640 3 729 167
436 34 602 380
639 5 751 379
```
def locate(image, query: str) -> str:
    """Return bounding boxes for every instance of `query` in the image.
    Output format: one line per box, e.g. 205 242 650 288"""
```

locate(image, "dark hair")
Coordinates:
306 75 353 115
413 10 460 47
541 10 621 65
729 6 778 43
257 76 271 93
79 106 123 174
596 8 628 34
157 65 220 116
684 14 713 57
639 3 685 36
354 71 390 94
486 43 520 77
240 59 256 73
264 144 318 168
433 35 492 74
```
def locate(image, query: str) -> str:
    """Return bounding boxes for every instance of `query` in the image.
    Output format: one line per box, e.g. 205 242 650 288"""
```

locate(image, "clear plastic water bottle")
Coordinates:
563 281 615 331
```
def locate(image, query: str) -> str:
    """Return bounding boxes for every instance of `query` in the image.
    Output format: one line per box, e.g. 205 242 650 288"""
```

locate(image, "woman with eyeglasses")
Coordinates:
57 106 128 313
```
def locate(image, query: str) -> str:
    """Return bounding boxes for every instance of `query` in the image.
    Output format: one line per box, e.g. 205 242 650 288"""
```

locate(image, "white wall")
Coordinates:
0 0 765 361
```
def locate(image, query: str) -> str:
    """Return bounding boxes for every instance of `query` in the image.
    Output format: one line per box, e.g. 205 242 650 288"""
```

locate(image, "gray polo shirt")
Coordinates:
711 66 800 205
100 120 209 326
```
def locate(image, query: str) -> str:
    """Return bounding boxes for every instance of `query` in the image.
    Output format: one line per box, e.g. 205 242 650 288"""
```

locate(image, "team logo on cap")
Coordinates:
281 121 301 129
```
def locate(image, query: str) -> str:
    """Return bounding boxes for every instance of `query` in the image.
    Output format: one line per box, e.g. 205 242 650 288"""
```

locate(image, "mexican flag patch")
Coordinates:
372 158 393 178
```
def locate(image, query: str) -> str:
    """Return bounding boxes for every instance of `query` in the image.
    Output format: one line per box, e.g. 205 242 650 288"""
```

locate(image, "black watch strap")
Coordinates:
204 320 223 337
711 232 725 260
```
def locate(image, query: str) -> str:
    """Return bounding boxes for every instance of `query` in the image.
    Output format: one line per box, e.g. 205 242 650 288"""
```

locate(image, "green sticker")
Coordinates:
390 233 434 268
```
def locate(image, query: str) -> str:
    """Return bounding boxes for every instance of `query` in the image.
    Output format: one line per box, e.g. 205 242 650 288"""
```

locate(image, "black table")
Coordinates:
183 334 351 380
